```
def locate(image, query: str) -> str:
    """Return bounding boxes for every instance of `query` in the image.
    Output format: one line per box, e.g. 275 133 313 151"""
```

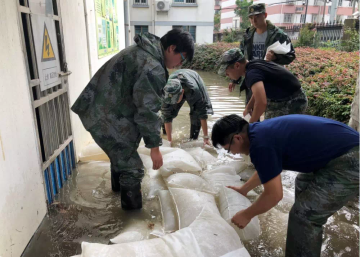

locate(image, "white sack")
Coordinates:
165 173 216 195
158 190 178 233
219 186 260 241
220 248 251 257
203 166 237 176
169 188 220 229
160 149 201 178
184 147 217 168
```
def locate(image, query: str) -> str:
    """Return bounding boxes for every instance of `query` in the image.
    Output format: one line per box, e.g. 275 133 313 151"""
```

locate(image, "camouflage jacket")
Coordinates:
71 33 168 148
240 20 296 65
161 69 214 123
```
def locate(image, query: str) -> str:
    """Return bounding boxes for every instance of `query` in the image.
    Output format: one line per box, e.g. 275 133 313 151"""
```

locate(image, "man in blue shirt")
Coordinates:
211 114 359 257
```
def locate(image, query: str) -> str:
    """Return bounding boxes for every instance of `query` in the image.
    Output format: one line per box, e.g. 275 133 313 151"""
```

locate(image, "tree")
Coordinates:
214 13 221 32
234 0 253 30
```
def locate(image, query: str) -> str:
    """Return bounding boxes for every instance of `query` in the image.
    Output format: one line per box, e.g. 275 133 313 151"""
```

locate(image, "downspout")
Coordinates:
124 0 130 47
280 3 284 25
152 0 156 34
83 0 93 78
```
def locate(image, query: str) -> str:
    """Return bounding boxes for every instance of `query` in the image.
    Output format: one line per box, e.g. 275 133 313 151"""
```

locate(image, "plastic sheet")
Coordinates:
220 248 251 257
165 173 216 195
264 41 291 60
169 188 220 229
202 166 237 176
219 186 260 241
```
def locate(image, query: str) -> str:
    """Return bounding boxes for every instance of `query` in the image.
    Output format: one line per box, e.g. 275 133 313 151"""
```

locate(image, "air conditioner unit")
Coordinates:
156 0 170 11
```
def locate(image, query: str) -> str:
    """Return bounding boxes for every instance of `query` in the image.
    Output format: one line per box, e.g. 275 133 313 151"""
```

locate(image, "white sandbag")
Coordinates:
138 146 177 156
160 149 201 178
165 173 216 195
110 220 162 244
81 227 203 257
219 186 260 241
169 188 220 229
184 147 217 168
202 173 242 193
139 153 153 172
79 143 109 162
189 206 247 257
220 248 251 257
225 161 248 174
203 166 237 176
158 190 178 233
179 140 205 149
239 167 256 181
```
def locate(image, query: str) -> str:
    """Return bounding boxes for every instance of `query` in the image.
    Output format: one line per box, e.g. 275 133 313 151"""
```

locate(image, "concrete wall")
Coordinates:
0 1 47 257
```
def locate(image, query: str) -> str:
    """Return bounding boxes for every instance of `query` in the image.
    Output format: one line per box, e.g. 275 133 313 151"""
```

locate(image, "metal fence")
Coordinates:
282 21 345 42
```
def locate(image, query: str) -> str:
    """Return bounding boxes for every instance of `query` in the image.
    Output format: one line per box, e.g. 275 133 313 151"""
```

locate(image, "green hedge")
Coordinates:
182 44 359 123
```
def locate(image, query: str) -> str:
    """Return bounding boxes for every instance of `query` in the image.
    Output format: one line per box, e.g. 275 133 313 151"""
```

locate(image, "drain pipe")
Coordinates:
83 0 93 78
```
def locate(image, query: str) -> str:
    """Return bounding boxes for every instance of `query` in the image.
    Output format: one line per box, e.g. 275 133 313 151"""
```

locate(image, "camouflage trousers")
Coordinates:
285 146 359 257
265 88 308 119
88 117 144 187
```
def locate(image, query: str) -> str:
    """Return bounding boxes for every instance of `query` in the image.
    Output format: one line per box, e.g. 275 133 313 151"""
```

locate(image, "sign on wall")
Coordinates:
29 0 61 91
94 0 120 58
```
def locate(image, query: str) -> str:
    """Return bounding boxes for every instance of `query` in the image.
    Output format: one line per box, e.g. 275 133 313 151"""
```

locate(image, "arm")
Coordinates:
165 122 172 142
228 170 262 196
249 82 267 123
133 69 165 169
244 95 255 117
200 119 210 145
231 174 283 228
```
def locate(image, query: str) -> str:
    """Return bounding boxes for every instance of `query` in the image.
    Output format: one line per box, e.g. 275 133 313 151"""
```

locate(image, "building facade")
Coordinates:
129 0 215 44
220 0 357 31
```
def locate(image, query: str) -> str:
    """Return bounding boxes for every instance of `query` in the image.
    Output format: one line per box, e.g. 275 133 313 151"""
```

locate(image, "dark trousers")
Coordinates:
285 146 359 257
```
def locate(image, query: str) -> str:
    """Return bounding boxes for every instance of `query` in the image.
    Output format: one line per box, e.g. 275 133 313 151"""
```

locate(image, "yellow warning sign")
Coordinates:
41 23 56 62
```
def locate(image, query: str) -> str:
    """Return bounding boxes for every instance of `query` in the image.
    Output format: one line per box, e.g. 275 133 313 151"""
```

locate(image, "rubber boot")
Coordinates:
111 169 121 192
121 183 142 210
190 123 201 140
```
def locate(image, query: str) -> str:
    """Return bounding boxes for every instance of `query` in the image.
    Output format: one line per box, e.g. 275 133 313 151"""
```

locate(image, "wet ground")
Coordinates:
22 70 359 257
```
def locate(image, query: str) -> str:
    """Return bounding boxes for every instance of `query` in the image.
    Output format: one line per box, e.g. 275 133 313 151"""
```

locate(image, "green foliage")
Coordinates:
214 13 221 32
223 28 242 43
341 28 360 52
294 24 320 48
234 0 253 30
182 43 359 123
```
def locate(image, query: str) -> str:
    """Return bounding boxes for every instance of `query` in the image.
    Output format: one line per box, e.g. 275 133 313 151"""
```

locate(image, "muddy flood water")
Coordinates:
22 70 359 257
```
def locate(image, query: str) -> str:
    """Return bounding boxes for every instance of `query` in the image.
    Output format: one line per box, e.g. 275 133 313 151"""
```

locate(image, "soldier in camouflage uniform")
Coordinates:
211 114 359 257
219 48 307 123
229 3 296 105
71 29 194 210
161 69 214 145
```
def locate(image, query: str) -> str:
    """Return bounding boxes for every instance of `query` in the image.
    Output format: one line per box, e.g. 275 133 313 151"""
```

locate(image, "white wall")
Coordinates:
60 0 93 158
196 26 215 44
0 1 47 257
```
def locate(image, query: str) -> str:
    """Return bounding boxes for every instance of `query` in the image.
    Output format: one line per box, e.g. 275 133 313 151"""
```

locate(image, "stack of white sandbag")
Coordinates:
74 206 250 257
75 141 260 257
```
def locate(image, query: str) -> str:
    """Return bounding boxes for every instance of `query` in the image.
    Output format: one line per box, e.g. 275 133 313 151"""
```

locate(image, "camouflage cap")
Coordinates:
248 3 266 17
163 79 182 104
218 48 245 76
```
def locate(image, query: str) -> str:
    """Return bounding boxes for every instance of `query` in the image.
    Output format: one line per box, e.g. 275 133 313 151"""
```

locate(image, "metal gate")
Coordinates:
18 0 76 205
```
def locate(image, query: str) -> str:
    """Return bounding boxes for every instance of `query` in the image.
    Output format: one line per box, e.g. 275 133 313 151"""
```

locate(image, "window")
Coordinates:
135 25 149 35
134 0 147 4
174 0 196 3
338 0 342 6
173 26 196 42
336 15 342 22
300 14 306 23
312 14 318 23
215 10 220 15
284 14 293 23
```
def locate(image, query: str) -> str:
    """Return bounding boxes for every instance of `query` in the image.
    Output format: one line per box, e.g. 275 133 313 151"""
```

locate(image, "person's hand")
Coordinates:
265 50 276 62
227 185 248 197
231 210 252 229
243 108 252 117
204 138 211 146
229 83 236 92
150 147 163 170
